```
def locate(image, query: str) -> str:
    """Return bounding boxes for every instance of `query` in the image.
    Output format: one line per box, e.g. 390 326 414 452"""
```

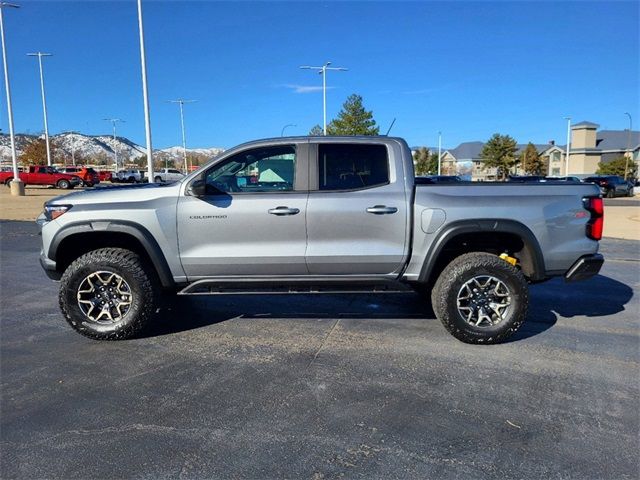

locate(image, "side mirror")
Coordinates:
186 178 206 197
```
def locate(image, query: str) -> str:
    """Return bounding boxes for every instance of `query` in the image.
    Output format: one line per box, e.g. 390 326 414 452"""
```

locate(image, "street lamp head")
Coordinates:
0 3 20 8
27 52 52 57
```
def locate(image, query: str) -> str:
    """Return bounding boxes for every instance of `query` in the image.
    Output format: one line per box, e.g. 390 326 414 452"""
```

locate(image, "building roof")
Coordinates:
516 143 550 155
450 141 484 160
572 121 599 129
596 130 640 151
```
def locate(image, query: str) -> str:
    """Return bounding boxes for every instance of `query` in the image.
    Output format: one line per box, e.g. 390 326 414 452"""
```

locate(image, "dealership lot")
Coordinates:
0 220 638 478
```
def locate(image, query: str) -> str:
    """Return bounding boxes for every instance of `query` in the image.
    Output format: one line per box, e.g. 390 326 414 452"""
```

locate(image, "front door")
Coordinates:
177 143 309 278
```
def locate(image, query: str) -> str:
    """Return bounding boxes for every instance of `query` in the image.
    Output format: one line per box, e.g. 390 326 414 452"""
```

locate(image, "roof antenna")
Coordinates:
385 118 396 136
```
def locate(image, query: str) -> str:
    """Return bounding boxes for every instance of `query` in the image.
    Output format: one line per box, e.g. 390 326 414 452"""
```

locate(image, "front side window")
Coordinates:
204 145 296 194
318 144 389 191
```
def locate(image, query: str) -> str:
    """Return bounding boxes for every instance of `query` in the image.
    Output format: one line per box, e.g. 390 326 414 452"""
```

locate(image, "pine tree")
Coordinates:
480 133 519 181
309 125 324 136
326 94 379 135
520 142 546 175
413 147 439 175
597 156 637 178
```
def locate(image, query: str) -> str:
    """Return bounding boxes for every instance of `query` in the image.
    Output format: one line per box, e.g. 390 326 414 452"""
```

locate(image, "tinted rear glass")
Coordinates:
318 144 389 191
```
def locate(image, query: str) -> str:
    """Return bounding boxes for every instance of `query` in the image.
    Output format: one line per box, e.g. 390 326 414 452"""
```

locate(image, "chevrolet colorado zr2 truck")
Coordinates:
37 136 604 344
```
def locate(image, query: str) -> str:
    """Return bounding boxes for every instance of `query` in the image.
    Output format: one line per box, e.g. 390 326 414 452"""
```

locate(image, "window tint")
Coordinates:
169 169 181 174
318 144 389 191
205 145 295 194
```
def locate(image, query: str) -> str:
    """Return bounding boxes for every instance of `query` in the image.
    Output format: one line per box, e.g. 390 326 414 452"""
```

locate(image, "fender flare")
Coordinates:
49 220 175 288
417 219 546 283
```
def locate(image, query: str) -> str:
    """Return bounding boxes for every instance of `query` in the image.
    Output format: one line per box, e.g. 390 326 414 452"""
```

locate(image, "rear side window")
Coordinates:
318 144 389 191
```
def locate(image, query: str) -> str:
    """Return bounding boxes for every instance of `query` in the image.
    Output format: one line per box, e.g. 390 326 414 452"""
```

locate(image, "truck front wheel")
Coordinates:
59 248 159 340
431 252 528 344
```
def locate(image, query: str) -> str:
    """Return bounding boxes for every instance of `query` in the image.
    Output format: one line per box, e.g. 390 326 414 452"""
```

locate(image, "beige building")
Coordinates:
416 121 640 181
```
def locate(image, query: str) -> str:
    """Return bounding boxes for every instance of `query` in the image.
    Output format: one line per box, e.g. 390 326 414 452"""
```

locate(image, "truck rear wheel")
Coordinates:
59 248 159 340
431 252 528 344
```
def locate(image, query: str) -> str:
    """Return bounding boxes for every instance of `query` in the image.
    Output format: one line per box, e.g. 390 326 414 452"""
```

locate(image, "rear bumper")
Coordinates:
564 254 604 282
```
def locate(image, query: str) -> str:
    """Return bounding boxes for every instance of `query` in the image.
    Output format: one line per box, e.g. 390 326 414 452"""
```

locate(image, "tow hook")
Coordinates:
499 253 518 266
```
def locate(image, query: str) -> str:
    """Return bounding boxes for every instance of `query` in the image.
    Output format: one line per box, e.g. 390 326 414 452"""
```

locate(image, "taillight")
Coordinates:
583 197 604 240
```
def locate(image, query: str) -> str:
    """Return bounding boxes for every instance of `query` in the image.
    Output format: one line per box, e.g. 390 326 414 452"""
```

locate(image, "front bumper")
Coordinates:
39 251 61 281
565 254 604 282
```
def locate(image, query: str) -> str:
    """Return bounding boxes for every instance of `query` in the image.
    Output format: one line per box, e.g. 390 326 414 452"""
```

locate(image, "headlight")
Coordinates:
44 204 72 221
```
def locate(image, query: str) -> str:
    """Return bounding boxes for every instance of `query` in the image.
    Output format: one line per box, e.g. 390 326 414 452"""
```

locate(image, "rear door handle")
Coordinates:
366 205 398 215
268 206 300 216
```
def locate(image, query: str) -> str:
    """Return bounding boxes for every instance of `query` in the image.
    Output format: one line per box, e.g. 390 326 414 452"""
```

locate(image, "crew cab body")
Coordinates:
1 165 81 188
153 168 185 183
38 136 604 343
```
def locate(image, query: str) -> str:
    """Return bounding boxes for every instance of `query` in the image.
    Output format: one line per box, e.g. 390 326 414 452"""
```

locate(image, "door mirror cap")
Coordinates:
186 178 206 197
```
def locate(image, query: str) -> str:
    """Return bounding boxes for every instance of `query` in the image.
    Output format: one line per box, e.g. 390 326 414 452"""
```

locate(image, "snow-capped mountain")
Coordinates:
0 132 224 164
158 146 225 158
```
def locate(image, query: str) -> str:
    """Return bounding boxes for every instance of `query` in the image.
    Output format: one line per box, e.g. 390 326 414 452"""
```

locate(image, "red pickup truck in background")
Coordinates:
0 166 82 189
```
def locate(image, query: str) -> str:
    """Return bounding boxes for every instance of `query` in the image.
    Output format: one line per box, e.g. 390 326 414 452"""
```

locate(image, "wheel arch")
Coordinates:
418 219 546 284
50 221 175 288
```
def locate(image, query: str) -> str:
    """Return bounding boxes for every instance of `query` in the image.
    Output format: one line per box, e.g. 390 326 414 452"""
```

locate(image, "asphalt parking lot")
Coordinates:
0 220 638 479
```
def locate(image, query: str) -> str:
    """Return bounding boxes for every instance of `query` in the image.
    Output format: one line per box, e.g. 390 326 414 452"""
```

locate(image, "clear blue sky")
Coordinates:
2 1 638 149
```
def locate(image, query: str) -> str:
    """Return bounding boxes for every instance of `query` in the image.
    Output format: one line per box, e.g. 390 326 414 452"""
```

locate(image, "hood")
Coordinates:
46 181 182 206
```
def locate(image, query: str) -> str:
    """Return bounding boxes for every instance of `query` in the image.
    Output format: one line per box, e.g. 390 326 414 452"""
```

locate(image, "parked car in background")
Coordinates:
114 169 144 183
583 175 634 198
415 175 462 184
0 165 81 189
507 175 546 183
545 176 582 182
153 168 185 183
97 170 113 182
59 166 100 187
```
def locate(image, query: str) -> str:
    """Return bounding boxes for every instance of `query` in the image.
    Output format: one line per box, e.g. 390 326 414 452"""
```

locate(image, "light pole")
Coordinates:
27 52 52 166
0 2 22 196
136 0 153 183
65 130 77 166
103 118 124 171
299 62 347 135
281 124 296 137
168 99 196 173
437 131 442 175
564 117 571 176
624 112 632 181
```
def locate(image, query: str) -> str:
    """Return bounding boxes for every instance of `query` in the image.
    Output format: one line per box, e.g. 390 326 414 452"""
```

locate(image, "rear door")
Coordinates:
305 141 410 275
177 142 310 278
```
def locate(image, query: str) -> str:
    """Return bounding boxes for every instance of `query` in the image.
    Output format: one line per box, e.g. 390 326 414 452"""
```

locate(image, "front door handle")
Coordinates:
268 206 300 216
366 205 398 215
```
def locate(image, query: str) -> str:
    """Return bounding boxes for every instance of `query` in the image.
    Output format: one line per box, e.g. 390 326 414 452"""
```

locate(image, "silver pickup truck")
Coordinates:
39 136 604 344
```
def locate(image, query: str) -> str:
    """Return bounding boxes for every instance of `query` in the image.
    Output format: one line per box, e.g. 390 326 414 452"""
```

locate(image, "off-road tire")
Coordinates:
431 252 528 344
59 248 159 340
57 179 70 189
